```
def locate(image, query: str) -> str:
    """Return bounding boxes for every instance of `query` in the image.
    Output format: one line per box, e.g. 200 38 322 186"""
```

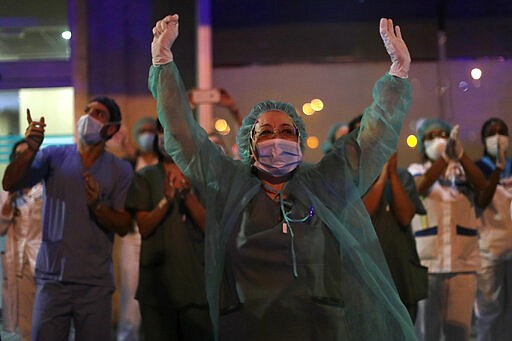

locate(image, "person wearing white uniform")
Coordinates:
0 139 43 341
473 117 512 341
408 118 488 341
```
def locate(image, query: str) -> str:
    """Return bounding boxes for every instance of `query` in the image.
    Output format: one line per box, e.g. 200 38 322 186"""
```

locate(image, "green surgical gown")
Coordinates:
149 62 416 340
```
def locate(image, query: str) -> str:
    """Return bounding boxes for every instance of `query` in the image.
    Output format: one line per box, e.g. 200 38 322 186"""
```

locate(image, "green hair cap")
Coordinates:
236 100 307 164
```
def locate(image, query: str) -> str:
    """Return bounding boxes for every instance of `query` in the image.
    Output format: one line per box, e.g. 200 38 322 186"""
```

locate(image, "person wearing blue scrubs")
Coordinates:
150 14 415 340
2 97 134 341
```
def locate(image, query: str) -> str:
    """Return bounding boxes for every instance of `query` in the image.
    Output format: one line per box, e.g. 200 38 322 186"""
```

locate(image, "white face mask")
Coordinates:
424 137 447 161
253 139 302 177
77 114 105 145
137 132 155 152
485 134 509 157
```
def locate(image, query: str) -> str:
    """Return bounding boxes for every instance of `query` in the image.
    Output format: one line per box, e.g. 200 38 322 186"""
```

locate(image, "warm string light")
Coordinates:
307 136 319 149
215 118 231 135
302 99 324 116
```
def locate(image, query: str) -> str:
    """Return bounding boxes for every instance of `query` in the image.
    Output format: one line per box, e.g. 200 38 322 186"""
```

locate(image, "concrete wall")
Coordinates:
213 59 512 167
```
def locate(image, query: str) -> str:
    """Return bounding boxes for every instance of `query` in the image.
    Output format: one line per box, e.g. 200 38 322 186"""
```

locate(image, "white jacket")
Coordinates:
408 161 480 273
477 175 512 263
0 184 43 332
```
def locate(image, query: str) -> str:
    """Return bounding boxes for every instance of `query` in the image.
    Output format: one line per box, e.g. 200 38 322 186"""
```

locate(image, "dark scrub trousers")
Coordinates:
32 281 113 340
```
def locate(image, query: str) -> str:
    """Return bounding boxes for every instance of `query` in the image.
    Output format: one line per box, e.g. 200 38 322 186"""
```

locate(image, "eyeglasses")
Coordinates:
252 124 299 142
423 130 449 141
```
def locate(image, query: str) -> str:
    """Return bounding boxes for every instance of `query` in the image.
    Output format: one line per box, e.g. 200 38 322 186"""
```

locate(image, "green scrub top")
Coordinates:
220 188 345 340
126 163 207 308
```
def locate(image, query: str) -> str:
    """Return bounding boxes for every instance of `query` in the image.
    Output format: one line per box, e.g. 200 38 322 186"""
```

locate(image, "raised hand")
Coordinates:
151 14 179 66
379 18 411 79
25 109 46 151
218 88 242 125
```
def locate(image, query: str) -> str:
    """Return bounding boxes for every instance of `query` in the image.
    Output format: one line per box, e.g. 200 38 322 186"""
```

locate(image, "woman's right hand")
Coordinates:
151 14 179 66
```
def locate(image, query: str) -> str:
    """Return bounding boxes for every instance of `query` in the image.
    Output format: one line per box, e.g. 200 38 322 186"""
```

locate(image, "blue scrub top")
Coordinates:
28 144 133 287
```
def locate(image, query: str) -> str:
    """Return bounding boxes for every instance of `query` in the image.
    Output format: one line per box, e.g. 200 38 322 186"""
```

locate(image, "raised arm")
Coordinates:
353 18 412 194
415 158 448 196
364 154 416 227
3 110 45 191
445 124 488 191
475 144 506 208
149 15 203 163
387 155 417 226
362 167 387 217
460 154 488 191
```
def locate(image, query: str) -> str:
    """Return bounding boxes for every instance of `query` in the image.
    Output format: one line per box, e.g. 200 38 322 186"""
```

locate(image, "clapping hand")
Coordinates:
386 152 398 176
496 135 507 170
84 172 101 208
163 170 176 203
445 125 464 161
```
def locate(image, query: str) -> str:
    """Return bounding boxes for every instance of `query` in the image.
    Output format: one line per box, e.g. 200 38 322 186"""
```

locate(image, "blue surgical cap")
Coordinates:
236 100 307 164
90 96 122 123
321 122 348 154
417 118 452 153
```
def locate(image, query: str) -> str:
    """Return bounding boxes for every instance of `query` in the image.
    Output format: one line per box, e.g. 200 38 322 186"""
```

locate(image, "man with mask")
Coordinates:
473 118 512 341
408 118 487 341
2 96 134 340
149 14 416 340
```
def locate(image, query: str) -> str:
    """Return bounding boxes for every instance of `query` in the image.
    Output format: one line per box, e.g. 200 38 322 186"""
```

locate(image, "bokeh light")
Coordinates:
219 125 231 135
458 81 469 92
302 103 315 116
61 31 72 40
406 134 418 148
215 118 228 132
310 99 324 111
306 136 319 149
470 68 482 80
